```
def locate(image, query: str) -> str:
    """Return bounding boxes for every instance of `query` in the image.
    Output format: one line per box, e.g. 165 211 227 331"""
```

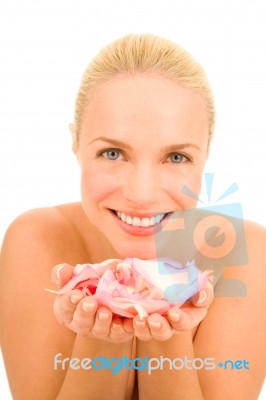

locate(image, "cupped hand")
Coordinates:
51 263 134 343
133 280 214 341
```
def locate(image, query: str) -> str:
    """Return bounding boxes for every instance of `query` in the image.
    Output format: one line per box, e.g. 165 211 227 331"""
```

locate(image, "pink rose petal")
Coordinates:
47 258 213 319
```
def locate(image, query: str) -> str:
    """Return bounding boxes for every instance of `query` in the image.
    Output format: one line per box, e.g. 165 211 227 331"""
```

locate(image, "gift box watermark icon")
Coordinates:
154 173 248 298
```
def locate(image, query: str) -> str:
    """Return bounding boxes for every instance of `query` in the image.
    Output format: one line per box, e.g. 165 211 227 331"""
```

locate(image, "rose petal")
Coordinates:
46 257 213 319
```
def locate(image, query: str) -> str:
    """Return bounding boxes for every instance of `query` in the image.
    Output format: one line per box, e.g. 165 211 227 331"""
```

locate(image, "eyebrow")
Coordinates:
88 136 200 152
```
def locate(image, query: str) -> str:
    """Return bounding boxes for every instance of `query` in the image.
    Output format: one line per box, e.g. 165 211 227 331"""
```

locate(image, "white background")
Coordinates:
0 0 265 398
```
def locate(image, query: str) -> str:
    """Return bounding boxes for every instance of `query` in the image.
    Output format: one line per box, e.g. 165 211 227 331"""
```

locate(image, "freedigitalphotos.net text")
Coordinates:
54 353 249 375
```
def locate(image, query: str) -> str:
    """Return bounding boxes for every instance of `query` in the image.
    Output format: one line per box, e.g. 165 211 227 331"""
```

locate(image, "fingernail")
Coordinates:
70 294 82 304
56 265 65 280
82 301 95 313
125 326 134 333
169 311 180 322
197 290 207 305
149 320 161 329
113 322 123 331
99 311 109 321
135 320 146 328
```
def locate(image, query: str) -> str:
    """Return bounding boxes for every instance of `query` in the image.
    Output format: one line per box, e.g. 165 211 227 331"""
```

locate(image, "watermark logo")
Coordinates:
54 353 250 375
154 173 248 298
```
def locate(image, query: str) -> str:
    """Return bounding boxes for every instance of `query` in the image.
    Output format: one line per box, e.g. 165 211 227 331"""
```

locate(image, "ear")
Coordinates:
69 123 78 155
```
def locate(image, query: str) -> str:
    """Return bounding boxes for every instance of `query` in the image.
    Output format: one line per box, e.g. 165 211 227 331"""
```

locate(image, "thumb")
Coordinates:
51 263 74 289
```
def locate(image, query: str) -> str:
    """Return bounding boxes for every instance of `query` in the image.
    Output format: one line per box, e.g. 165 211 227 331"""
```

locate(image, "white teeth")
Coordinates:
126 215 132 225
121 213 127 222
150 216 156 226
155 214 162 224
115 211 166 227
140 217 150 227
132 217 141 227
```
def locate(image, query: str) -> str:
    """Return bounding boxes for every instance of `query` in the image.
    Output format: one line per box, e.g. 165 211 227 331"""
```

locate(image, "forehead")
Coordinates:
80 73 208 146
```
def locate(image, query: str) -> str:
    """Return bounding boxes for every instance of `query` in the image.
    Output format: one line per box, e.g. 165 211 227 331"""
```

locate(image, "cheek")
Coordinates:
184 170 202 194
80 161 204 210
162 168 203 209
80 166 118 202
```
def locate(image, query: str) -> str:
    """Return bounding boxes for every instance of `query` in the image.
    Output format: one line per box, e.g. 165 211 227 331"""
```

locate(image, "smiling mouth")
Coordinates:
110 209 171 227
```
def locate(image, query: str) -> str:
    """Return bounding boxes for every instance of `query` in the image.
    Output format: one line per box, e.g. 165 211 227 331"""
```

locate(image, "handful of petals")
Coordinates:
47 258 213 320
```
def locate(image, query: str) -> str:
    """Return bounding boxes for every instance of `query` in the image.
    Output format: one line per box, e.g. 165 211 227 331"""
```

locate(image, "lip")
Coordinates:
108 209 174 237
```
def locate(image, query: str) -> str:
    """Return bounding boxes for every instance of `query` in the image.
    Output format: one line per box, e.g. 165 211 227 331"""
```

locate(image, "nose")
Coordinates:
122 163 159 208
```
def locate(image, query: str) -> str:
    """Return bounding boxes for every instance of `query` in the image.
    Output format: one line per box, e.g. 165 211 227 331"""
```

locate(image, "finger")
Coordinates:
110 316 133 343
123 318 134 333
91 306 112 339
133 317 152 341
147 313 173 341
51 263 74 288
191 281 214 308
168 305 208 332
53 289 84 325
70 297 98 335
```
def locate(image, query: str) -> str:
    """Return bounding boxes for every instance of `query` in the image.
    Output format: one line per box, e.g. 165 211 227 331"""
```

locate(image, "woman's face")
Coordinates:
74 73 209 259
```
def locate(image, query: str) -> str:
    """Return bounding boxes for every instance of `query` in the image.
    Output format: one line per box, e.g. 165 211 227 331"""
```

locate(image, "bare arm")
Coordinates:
193 221 266 399
135 221 266 399
55 336 133 400
0 210 134 400
137 331 204 400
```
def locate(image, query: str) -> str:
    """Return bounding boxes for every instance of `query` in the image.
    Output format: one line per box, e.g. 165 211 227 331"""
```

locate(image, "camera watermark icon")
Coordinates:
154 173 248 298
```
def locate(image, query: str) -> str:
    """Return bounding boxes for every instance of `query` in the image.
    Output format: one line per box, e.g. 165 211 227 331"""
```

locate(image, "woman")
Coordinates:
0 34 265 399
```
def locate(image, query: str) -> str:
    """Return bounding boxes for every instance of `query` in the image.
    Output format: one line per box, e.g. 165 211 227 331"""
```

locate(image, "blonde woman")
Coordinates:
0 34 265 399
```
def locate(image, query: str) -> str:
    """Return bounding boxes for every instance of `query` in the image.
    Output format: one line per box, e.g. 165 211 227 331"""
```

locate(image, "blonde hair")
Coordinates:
74 33 215 147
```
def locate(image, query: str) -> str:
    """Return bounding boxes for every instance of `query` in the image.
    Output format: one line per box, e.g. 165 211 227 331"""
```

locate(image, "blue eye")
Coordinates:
99 148 121 160
169 153 188 163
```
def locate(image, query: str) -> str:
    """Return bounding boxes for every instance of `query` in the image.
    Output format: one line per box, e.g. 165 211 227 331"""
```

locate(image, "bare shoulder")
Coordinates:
193 219 266 399
1 202 90 262
232 219 266 290
2 203 69 242
2 202 81 240
234 218 266 294
223 218 266 280
243 219 266 257
0 203 89 399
